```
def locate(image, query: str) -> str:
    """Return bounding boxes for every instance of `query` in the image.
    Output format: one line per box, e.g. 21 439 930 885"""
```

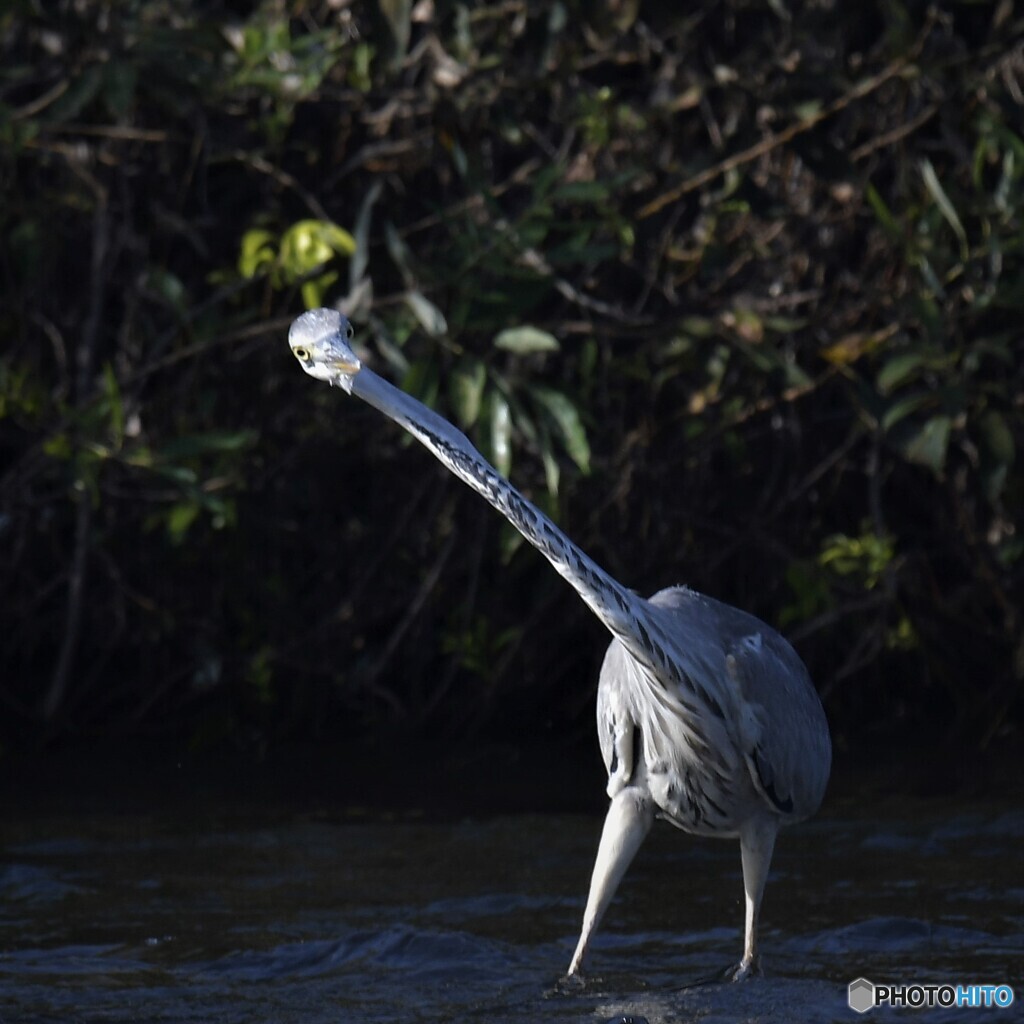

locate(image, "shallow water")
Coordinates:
1 798 1020 1023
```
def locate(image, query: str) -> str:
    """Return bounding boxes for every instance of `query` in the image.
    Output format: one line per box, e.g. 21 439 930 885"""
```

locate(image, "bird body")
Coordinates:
597 586 829 835
288 308 831 980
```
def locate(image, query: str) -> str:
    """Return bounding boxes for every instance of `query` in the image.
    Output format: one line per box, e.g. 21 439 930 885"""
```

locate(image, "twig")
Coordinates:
496 219 655 325
40 122 169 142
401 157 543 237
422 501 488 722
42 160 110 721
355 528 457 702
787 591 890 644
228 150 331 222
638 13 936 219
11 78 69 120
850 103 939 161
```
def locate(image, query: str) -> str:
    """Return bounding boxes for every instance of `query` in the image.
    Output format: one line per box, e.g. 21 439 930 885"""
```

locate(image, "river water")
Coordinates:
1 788 1020 1023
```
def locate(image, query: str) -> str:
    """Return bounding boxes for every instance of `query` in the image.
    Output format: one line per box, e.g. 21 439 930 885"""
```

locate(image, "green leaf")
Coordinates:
680 315 717 338
238 228 277 278
486 390 512 477
978 410 1015 467
102 363 123 447
103 59 137 119
540 442 560 496
550 180 611 203
384 221 416 287
764 315 808 333
818 529 895 588
405 291 448 336
350 181 382 288
881 392 933 432
920 158 968 257
493 326 560 354
865 182 901 239
402 358 439 409
896 414 952 474
280 220 355 278
971 336 1014 366
378 0 413 58
144 269 188 313
301 270 338 309
794 99 823 121
245 646 275 704
547 239 619 267
160 431 258 459
449 360 486 428
43 433 72 460
349 41 376 92
877 352 926 393
49 64 103 121
167 502 200 543
124 446 154 469
531 386 591 473
319 221 357 256
154 464 198 485
780 559 833 626
783 360 813 391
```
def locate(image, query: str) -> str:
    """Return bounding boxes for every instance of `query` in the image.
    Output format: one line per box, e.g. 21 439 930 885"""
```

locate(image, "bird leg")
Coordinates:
567 786 654 977
730 817 778 981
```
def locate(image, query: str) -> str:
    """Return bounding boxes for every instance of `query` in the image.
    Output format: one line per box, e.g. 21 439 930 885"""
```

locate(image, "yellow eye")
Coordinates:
294 346 311 361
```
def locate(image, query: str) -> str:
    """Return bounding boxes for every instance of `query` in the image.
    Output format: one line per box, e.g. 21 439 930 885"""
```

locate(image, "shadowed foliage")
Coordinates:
0 1 1021 770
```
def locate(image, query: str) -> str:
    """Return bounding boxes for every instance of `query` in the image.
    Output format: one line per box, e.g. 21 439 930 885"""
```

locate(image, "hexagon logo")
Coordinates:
848 978 875 1014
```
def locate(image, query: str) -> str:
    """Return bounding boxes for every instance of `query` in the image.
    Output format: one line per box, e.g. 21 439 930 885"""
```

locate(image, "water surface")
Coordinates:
1 797 1020 1022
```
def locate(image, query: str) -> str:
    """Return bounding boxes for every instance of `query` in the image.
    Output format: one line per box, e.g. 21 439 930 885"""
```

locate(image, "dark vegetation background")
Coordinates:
1 0 1021 801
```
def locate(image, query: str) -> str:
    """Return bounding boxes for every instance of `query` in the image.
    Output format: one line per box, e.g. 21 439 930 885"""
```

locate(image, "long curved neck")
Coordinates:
350 367 681 685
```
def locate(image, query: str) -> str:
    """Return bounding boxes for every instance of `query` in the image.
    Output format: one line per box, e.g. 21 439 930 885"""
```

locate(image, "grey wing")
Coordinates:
595 639 642 799
725 629 831 822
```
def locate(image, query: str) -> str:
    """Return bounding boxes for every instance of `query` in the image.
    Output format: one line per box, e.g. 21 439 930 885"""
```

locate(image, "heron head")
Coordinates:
289 308 361 391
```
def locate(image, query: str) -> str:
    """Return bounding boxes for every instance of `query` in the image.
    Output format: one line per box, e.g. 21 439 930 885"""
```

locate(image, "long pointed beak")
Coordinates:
327 354 361 375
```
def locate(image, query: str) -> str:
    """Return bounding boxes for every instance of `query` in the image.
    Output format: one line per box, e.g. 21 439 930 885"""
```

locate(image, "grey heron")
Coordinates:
288 308 831 980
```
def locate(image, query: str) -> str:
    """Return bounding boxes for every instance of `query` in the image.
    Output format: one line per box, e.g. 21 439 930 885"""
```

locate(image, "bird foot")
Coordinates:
554 969 588 994
723 956 763 982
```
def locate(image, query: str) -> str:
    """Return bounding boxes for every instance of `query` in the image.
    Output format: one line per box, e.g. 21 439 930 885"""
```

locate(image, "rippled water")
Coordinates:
1 796 1021 1023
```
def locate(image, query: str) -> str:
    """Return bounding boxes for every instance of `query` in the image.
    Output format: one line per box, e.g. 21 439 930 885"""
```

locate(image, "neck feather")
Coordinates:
351 368 684 687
